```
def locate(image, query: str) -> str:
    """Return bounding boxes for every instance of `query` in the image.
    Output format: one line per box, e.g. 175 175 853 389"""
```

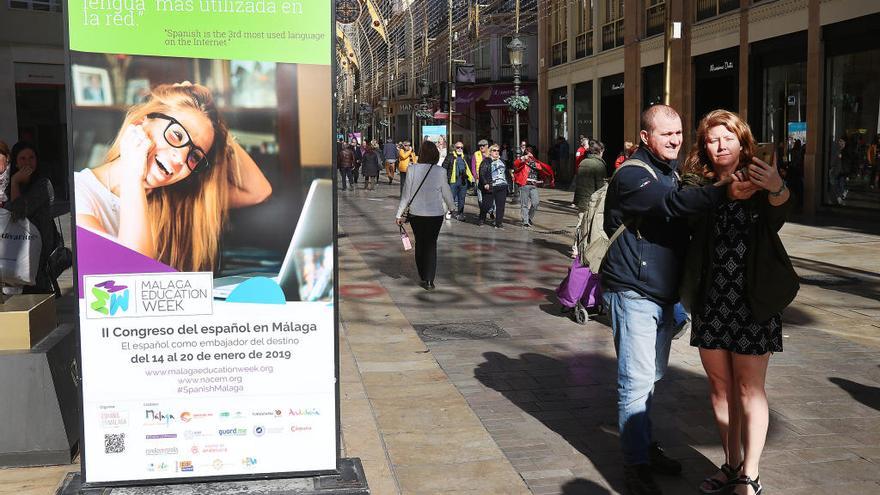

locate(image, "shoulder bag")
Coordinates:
400 165 435 222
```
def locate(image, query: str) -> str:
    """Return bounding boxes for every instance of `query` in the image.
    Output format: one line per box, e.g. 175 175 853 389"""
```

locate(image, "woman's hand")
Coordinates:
396 217 404 226
11 163 34 185
119 123 153 187
726 171 761 201
747 156 784 192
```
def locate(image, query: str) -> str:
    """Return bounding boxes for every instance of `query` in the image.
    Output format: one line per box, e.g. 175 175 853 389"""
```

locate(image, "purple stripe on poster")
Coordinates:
76 227 176 298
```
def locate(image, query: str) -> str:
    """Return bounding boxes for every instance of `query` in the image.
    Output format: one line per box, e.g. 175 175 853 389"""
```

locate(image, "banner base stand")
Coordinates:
57 458 369 494
0 323 80 467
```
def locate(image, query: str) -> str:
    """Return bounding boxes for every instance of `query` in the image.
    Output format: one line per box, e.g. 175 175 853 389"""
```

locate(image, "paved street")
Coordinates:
337 177 880 494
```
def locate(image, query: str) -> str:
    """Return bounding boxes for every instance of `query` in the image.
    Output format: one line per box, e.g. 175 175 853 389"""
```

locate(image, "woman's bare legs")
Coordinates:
732 352 771 494
699 348 742 490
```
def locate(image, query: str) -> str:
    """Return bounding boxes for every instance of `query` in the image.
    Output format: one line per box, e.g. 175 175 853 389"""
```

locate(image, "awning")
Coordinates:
486 85 523 107
454 87 490 110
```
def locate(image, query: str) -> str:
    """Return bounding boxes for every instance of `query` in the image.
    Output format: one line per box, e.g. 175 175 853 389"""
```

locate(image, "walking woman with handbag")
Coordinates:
395 141 456 291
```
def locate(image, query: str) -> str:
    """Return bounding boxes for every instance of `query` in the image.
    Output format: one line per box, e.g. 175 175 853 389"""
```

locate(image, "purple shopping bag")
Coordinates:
579 265 602 308
556 258 595 308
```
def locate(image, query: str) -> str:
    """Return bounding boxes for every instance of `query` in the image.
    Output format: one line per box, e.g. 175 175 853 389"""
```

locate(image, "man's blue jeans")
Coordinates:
450 182 468 214
603 289 676 465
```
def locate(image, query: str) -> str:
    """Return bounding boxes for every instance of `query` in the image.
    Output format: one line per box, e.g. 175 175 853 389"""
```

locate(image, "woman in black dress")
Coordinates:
680 110 799 495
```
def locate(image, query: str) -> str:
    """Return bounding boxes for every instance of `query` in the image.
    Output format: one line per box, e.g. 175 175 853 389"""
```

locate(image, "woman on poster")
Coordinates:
74 82 272 272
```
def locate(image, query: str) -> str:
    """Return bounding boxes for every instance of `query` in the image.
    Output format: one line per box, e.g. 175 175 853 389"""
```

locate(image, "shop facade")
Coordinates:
538 0 880 216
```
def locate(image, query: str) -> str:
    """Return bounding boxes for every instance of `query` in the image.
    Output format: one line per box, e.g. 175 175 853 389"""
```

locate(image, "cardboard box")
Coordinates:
0 294 56 350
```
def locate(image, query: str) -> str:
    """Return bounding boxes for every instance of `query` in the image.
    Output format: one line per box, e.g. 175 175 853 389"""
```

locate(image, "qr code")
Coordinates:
104 433 125 454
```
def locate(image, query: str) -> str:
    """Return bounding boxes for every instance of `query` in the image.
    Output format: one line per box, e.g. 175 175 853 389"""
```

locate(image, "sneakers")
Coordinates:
624 464 663 495
649 442 682 475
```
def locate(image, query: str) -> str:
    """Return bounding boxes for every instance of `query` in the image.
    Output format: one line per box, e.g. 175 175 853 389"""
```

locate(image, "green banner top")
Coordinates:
68 0 331 64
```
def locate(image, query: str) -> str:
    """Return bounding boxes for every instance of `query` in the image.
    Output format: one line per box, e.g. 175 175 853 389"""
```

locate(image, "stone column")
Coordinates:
667 0 693 152
537 0 549 158
804 0 821 216
738 0 749 119
624 0 641 142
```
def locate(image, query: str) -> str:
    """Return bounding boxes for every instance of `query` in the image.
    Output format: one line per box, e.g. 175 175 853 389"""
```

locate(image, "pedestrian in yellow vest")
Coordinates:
398 141 417 194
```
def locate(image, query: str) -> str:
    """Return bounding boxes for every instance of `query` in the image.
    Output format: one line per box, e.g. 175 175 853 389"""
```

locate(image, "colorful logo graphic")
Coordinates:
90 280 130 316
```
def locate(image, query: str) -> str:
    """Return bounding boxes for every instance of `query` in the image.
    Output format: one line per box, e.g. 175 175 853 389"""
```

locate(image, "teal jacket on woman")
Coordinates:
679 174 800 323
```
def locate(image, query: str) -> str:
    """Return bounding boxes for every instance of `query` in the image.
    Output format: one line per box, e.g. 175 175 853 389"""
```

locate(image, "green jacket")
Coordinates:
679 174 799 323
573 155 607 211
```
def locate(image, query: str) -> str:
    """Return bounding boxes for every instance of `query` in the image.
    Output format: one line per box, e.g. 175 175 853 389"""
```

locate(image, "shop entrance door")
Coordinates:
601 94 624 172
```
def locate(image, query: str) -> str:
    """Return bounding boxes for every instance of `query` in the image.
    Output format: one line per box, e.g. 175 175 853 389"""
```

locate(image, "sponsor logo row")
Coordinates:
102 408 322 430
146 457 258 474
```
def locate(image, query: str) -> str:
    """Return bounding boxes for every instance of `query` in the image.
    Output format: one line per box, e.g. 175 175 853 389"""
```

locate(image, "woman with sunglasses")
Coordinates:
74 82 271 272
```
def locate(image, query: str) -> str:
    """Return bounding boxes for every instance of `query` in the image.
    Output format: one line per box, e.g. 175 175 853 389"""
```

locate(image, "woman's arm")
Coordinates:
116 124 157 259
228 140 272 208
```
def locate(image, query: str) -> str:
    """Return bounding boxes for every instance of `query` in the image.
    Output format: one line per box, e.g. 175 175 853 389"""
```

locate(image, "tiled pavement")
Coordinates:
338 178 880 494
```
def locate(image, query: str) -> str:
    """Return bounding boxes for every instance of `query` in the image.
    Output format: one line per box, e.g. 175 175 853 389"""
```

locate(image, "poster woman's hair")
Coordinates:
103 83 241 271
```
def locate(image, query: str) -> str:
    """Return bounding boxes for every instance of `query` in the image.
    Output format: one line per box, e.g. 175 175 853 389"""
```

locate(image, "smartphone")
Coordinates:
754 142 775 165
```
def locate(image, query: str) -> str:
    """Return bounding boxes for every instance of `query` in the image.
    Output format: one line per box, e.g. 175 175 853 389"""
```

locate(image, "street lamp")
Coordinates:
380 96 389 141
507 36 526 153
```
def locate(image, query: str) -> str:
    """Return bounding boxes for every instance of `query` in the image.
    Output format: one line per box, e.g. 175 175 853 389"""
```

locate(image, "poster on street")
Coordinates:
65 0 335 485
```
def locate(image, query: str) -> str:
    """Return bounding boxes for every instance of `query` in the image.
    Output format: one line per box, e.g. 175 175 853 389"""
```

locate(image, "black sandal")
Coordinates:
730 475 762 495
698 462 742 494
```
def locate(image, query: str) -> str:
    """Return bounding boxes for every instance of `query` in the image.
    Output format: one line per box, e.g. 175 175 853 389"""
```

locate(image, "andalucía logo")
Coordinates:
90 280 130 316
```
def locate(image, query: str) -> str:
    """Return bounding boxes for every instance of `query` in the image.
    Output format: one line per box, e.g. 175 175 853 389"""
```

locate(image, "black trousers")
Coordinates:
408 215 444 283
479 185 508 226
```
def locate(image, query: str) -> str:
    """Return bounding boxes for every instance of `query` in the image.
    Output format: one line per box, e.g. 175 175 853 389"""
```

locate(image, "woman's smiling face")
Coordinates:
142 107 214 189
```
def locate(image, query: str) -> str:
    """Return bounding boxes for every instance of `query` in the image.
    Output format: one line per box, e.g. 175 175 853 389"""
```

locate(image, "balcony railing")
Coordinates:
551 41 567 67
575 31 593 59
475 67 491 82
601 19 624 51
646 2 666 37
695 0 739 22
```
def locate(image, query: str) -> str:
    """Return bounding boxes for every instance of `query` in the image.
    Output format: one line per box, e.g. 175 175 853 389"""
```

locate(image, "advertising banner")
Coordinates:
420 125 448 144
66 0 335 485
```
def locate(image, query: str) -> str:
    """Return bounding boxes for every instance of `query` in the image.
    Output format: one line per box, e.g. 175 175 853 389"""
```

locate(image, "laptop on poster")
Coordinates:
213 179 333 302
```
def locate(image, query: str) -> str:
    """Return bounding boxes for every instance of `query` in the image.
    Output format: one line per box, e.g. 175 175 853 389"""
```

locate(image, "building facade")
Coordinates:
538 0 880 215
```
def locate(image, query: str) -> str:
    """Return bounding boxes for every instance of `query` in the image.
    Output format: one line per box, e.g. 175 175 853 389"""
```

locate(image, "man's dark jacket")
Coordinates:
600 146 727 305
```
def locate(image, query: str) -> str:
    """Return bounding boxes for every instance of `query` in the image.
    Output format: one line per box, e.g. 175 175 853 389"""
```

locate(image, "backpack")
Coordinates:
576 159 657 270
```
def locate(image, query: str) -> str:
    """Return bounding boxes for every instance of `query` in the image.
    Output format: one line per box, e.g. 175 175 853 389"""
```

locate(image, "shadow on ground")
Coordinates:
473 351 720 493
473 350 791 493
829 373 880 412
561 478 612 495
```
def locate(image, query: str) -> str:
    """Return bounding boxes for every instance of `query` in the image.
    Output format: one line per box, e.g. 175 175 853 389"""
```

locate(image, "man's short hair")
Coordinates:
587 139 604 156
419 140 439 164
640 104 680 134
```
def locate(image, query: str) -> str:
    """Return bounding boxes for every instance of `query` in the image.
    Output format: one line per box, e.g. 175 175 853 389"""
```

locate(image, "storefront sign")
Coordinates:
696 49 739 80
708 61 734 73
67 0 336 486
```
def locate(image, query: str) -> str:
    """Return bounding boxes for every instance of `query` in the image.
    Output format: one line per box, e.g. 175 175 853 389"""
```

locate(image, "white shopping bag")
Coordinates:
0 209 42 286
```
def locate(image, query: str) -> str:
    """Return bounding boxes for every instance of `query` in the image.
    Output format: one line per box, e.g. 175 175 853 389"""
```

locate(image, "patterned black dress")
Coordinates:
690 201 783 355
